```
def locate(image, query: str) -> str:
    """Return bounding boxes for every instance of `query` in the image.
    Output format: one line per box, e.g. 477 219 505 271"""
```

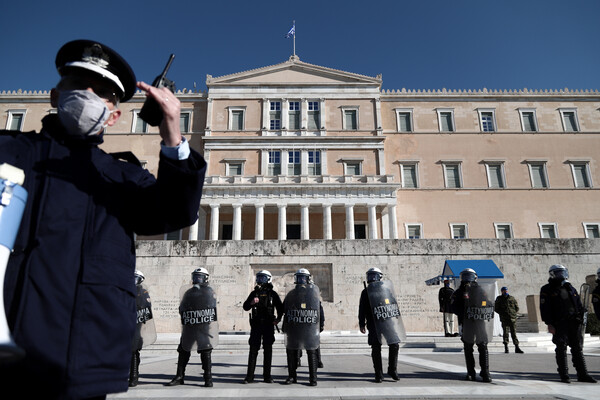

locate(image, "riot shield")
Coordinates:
179 284 219 352
366 280 406 345
461 282 495 345
131 284 156 351
580 283 590 345
283 283 320 351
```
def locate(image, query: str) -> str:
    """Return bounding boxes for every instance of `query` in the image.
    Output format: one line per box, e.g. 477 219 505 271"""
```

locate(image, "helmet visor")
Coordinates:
295 274 309 285
367 272 381 283
192 274 208 285
256 274 269 284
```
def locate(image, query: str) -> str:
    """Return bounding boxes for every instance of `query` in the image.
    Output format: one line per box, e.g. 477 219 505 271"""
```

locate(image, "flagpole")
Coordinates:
293 20 296 57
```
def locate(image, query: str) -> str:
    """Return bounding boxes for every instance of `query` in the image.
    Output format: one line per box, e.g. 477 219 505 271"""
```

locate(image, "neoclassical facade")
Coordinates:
2 56 600 242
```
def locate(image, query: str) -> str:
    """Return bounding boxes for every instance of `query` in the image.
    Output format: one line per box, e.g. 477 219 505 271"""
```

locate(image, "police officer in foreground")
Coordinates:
166 268 219 387
438 279 457 337
540 264 596 383
129 270 156 387
592 267 600 320
358 267 406 383
494 286 523 354
450 268 494 383
282 268 324 386
242 270 283 383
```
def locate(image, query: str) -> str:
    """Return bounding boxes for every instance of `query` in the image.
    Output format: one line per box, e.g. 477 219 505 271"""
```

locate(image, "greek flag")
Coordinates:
285 24 295 38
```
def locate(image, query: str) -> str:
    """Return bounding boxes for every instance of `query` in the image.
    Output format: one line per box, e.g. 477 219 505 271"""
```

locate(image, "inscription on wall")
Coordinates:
399 294 436 317
153 298 180 319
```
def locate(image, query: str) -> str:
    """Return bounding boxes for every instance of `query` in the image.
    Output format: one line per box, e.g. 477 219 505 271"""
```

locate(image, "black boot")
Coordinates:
515 345 524 354
477 343 492 383
504 343 509 354
285 349 297 384
464 343 476 381
307 349 318 386
555 345 570 383
165 349 190 386
243 346 259 384
316 347 324 368
387 344 400 381
128 350 140 387
372 345 383 383
263 345 274 383
201 350 213 387
572 349 597 383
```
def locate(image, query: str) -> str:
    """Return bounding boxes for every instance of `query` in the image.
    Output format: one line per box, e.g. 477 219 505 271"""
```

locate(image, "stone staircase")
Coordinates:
142 331 600 356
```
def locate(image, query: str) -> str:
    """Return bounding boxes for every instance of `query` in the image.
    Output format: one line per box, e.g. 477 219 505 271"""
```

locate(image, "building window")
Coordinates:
164 230 182 240
569 162 592 188
288 150 301 175
308 101 320 130
450 224 468 239
485 162 505 188
286 224 301 239
288 101 300 130
133 111 148 133
180 112 191 133
527 162 549 188
342 107 358 130
6 110 25 130
559 109 579 132
225 160 244 176
495 223 513 239
308 150 321 175
584 223 600 239
221 224 233 240
539 223 558 238
443 163 462 188
478 109 496 132
437 109 455 132
405 224 422 239
344 161 362 175
229 108 245 131
270 101 281 130
400 163 418 188
354 224 367 239
519 109 538 132
395 109 413 132
267 151 281 175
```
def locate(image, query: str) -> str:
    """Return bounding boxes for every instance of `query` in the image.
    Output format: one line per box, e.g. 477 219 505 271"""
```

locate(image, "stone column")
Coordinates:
278 204 287 240
188 219 199 240
345 204 355 239
232 203 242 240
301 204 310 240
323 204 332 240
381 207 390 239
209 204 220 240
368 204 378 240
388 204 398 239
255 204 264 240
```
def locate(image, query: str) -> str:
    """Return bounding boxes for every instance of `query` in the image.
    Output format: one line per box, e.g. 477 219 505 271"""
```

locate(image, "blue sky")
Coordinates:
1 0 599 93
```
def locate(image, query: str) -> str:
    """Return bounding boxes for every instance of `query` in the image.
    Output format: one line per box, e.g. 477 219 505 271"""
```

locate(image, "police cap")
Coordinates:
55 39 136 102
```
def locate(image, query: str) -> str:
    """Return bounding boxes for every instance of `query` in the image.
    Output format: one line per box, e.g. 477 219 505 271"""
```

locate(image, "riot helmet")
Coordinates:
134 270 145 285
192 267 209 285
256 270 272 285
366 267 383 283
294 268 311 285
460 268 477 283
596 267 600 280
549 264 568 281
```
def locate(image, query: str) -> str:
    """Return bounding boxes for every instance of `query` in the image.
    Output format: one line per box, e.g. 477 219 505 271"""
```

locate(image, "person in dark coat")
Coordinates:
592 267 600 320
494 286 523 354
242 270 283 383
0 39 206 399
540 264 597 384
438 279 457 336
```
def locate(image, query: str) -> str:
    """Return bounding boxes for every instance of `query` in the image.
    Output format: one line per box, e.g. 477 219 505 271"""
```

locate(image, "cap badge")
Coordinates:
81 44 109 69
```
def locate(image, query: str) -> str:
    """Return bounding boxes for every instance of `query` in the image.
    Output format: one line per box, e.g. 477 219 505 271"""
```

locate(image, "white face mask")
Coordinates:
57 90 112 136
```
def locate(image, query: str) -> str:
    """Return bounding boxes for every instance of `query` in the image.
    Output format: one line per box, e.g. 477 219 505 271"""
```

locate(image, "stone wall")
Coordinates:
135 239 600 334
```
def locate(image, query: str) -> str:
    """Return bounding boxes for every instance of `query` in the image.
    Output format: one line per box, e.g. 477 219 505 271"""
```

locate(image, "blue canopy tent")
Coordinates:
425 259 504 286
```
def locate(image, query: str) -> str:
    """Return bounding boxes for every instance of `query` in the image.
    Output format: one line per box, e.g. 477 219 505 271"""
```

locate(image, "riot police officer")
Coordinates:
129 270 156 387
540 264 597 383
166 268 219 387
242 270 283 383
282 268 324 386
592 267 600 320
450 268 494 383
358 267 405 383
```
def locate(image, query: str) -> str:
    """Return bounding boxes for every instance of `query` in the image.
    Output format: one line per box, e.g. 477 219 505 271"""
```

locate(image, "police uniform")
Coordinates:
242 282 283 383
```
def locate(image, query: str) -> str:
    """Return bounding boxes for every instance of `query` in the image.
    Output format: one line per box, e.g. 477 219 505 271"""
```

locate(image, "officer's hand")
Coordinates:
252 297 259 305
548 324 556 334
360 326 366 334
136 81 182 147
